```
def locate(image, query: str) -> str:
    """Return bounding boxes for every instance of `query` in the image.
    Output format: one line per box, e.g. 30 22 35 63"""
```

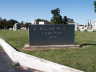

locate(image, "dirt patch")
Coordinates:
0 45 3 49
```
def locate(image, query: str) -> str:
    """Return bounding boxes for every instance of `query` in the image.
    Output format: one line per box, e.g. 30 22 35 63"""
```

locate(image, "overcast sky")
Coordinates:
0 0 96 25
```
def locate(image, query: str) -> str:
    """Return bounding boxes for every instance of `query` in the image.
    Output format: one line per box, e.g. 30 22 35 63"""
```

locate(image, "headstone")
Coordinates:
79 25 84 30
29 24 74 46
13 23 20 30
39 21 47 25
9 28 12 30
87 29 94 32
84 27 87 30
80 29 85 31
92 19 96 29
87 20 89 28
31 19 37 25
20 27 26 30
68 23 79 31
88 25 91 28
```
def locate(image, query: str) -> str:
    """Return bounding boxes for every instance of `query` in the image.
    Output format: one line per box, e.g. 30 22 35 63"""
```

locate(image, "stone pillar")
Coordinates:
87 20 89 28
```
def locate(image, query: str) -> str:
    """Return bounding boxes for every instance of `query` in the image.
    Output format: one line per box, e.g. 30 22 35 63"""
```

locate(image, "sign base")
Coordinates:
23 44 80 50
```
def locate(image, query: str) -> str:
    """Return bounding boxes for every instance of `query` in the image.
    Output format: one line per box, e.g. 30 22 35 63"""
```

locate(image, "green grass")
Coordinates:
0 30 29 51
0 30 96 72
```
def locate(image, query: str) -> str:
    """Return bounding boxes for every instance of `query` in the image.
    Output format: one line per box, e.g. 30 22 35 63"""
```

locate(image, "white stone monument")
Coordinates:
20 27 26 30
87 20 89 28
83 26 87 30
78 25 84 30
13 23 20 30
31 19 37 25
87 29 94 32
90 20 91 26
92 19 96 29
68 23 79 31
39 21 47 25
9 28 12 30
80 29 85 31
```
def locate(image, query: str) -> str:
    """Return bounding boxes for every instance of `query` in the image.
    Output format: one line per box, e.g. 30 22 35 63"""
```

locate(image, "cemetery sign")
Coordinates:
29 24 74 46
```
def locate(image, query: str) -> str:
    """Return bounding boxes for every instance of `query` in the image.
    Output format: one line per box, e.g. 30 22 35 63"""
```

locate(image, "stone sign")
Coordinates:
29 24 75 46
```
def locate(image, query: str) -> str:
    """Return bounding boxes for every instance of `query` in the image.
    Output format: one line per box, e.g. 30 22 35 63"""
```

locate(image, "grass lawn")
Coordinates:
0 30 96 72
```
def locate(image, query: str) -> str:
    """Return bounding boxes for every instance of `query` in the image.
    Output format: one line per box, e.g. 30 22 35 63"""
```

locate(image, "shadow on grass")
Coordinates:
9 45 20 52
7 43 21 52
80 43 96 47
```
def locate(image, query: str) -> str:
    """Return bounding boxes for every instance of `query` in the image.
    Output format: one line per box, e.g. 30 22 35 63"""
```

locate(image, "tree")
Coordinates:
6 20 13 29
51 8 60 17
62 16 68 24
19 21 24 28
25 22 31 29
94 1 96 13
51 8 70 24
2 19 7 30
0 18 3 29
0 18 19 29
8 19 18 29
51 8 62 24
56 14 62 24
0 17 1 20
67 18 75 23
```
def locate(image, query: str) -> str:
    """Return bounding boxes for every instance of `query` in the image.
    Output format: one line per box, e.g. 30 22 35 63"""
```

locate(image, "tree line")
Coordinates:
94 1 96 13
0 8 75 30
51 8 74 24
0 18 18 29
0 18 31 30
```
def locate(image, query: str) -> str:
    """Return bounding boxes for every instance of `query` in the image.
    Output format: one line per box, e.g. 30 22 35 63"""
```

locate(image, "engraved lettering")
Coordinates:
63 27 65 30
40 27 56 31
49 36 56 39
40 28 43 30
42 31 62 35
49 36 52 38
42 32 44 35
52 27 55 30
40 27 65 31
56 27 61 30
48 32 51 35
58 32 62 35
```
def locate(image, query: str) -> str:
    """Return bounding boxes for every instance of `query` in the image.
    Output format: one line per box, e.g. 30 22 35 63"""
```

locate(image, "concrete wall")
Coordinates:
0 38 83 72
0 38 17 62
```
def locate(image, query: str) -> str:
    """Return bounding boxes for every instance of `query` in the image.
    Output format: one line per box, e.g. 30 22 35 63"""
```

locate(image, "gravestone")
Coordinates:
39 21 47 25
9 28 12 30
84 27 87 30
68 23 79 31
31 19 37 25
87 29 94 32
13 23 20 30
80 29 85 31
29 24 75 46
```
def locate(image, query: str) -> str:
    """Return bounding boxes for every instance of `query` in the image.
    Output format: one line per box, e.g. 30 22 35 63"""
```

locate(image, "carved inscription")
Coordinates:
40 27 65 39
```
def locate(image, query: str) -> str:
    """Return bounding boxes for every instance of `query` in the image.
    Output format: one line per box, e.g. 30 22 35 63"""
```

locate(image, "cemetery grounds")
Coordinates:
0 30 96 72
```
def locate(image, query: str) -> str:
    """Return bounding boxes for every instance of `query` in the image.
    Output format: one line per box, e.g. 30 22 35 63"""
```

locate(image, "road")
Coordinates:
0 48 42 72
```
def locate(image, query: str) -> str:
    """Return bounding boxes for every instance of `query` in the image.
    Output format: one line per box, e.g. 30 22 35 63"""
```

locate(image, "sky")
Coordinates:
0 0 96 25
